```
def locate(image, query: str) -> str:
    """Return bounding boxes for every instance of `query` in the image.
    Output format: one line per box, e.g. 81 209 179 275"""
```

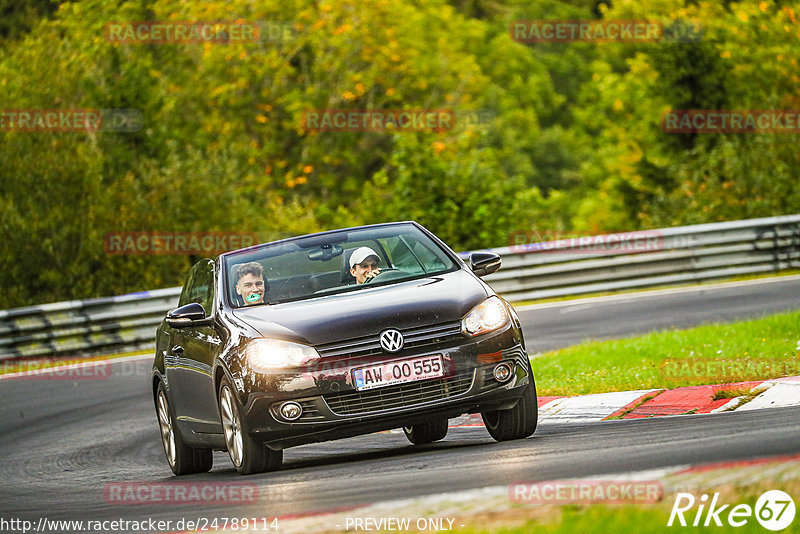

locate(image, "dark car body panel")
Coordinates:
152 221 532 452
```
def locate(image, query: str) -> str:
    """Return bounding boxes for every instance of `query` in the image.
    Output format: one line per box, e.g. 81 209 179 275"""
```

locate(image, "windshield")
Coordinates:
223 224 458 307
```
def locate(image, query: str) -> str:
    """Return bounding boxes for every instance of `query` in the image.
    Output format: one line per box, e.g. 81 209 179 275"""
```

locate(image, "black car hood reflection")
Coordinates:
230 269 488 346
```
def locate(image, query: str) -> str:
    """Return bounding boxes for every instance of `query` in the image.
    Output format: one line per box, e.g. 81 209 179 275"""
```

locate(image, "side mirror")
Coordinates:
469 251 501 277
166 302 211 328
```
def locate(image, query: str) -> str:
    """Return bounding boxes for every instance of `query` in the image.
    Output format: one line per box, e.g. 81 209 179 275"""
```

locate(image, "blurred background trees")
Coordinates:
1 0 798 307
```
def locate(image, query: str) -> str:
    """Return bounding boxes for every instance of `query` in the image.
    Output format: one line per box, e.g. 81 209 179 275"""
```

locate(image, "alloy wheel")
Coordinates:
157 390 176 468
219 385 244 467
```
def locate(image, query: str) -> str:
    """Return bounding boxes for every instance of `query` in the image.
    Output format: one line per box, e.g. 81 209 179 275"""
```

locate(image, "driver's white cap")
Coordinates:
349 246 380 268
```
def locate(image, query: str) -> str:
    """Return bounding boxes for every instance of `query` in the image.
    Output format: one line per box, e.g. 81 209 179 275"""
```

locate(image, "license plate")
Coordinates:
352 355 444 391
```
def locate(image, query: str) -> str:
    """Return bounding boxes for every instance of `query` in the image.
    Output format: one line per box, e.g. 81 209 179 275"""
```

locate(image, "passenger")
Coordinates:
349 246 382 284
235 262 266 306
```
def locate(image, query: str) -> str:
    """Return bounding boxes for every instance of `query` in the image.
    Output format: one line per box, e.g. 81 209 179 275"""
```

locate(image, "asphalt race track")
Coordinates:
2 277 800 530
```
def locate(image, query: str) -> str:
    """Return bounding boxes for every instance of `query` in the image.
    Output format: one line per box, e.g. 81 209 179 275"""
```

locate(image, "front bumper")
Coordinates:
238 325 532 449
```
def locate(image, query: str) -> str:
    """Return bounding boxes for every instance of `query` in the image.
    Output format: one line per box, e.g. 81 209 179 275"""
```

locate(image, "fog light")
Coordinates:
493 363 513 383
279 401 303 421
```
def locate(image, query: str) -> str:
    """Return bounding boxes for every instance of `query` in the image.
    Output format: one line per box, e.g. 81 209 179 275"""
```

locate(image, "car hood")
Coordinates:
230 269 489 346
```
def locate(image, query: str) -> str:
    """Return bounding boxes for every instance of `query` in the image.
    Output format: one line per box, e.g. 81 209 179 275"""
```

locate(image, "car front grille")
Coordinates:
315 321 463 359
480 367 500 391
297 399 326 422
322 369 475 416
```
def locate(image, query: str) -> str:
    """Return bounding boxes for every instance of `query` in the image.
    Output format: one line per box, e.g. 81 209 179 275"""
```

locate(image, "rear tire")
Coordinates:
481 373 538 442
155 382 213 475
218 377 282 475
403 418 449 444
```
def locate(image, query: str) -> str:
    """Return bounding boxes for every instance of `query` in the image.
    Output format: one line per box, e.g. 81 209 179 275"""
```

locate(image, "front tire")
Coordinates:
218 377 282 475
481 374 538 442
155 382 213 475
403 418 449 445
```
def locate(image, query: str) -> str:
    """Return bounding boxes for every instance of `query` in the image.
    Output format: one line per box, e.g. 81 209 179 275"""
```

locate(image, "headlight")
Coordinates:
244 339 320 372
461 296 509 337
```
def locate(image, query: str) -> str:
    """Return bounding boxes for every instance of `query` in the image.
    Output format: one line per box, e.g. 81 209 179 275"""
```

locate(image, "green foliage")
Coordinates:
1 0 799 307
0 0 60 41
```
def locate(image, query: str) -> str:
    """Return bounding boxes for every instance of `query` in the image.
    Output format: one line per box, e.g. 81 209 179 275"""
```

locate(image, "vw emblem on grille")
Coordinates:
379 329 404 353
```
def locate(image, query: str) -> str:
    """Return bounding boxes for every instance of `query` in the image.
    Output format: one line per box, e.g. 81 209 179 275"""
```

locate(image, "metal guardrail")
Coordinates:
482 214 800 301
2 215 799 360
0 288 181 360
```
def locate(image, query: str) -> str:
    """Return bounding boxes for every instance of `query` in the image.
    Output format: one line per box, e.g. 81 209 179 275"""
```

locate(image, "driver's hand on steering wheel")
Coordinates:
363 268 382 282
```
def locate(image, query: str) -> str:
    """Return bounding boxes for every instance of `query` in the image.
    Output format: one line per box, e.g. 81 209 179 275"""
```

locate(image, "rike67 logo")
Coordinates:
668 490 795 531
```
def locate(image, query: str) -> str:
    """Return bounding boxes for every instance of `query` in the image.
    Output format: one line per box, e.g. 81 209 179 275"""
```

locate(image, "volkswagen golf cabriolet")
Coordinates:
153 221 537 475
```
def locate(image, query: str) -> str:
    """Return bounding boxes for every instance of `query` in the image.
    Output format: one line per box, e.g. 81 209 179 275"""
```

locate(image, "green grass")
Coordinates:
712 386 755 401
457 502 776 534
533 309 800 396
458 507 672 534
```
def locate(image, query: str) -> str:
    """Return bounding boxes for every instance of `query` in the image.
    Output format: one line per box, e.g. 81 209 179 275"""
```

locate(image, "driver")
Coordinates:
349 246 382 284
235 262 266 305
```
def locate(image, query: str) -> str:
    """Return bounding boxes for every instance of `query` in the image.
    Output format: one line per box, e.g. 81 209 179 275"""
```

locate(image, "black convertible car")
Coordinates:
153 221 537 475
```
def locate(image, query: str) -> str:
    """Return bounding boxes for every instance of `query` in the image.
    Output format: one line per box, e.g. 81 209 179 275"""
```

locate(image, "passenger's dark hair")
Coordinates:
235 261 263 284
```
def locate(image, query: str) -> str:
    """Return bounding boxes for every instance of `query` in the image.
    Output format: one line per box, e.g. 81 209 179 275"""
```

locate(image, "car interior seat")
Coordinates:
340 249 357 284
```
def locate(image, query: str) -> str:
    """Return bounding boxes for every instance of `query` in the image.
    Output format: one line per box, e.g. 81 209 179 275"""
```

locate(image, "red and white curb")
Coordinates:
449 376 800 428
735 377 800 411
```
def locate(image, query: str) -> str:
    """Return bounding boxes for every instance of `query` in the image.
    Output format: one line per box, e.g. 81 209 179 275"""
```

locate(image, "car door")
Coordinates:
167 259 224 433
